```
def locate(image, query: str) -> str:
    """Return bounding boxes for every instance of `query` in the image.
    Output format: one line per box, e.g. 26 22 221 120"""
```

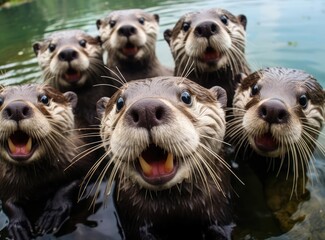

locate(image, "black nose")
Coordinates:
118 25 137 37
258 99 289 124
3 101 33 122
125 99 171 129
58 48 78 62
194 21 219 38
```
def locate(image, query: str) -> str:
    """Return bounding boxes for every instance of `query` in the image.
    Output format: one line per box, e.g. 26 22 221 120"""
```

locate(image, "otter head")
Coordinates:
94 77 229 195
229 67 325 159
33 30 103 91
0 84 77 165
164 8 247 76
96 9 159 63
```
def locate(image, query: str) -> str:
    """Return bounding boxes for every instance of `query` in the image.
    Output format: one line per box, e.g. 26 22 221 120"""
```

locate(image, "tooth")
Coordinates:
8 138 16 153
26 138 32 153
164 153 174 173
139 156 152 176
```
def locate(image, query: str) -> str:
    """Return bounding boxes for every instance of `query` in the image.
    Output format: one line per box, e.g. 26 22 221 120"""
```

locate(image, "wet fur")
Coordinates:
164 8 250 107
84 77 238 239
96 9 173 81
227 67 325 231
0 84 94 239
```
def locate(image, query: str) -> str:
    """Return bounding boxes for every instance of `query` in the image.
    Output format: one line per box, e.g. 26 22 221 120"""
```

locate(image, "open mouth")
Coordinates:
121 43 139 57
63 68 81 83
7 131 36 161
254 132 278 152
137 144 178 185
201 47 221 63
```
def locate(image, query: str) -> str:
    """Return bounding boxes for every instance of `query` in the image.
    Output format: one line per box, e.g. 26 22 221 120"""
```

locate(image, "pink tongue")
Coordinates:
148 161 168 176
255 133 278 152
64 72 80 83
122 47 138 56
203 51 220 62
12 145 29 155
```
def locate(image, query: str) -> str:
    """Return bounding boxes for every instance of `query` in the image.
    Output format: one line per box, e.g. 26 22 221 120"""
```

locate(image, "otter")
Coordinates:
96 9 173 81
33 29 116 131
85 76 239 240
0 84 94 240
227 67 325 233
164 8 250 107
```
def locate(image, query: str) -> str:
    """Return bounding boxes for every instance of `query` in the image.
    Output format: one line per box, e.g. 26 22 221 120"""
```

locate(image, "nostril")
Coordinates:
211 23 217 34
155 107 164 121
22 106 30 117
5 108 12 118
278 110 287 122
261 107 267 118
131 110 139 123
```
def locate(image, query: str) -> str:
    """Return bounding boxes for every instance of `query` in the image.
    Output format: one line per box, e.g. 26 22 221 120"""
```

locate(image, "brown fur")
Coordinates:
96 9 173 81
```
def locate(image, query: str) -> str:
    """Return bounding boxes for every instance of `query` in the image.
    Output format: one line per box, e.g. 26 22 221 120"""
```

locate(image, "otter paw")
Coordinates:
34 199 71 235
7 217 34 240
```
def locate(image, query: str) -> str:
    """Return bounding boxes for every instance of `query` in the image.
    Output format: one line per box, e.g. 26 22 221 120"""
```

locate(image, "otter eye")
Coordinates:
109 20 116 28
116 96 124 112
250 84 259 96
298 94 308 109
79 39 87 48
180 91 192 105
182 22 191 32
48 44 56 52
39 95 49 105
138 17 145 25
220 15 228 25
0 97 3 107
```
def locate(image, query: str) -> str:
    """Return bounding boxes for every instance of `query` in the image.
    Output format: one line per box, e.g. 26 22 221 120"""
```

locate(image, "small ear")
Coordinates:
235 73 247 84
164 29 172 46
64 91 78 109
32 42 41 55
96 19 102 30
153 14 159 23
97 97 110 119
237 14 247 30
209 86 227 109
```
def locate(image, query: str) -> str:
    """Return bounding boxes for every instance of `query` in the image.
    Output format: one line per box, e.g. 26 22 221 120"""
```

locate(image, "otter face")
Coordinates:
164 8 247 75
33 30 103 90
0 84 77 165
97 9 159 62
95 77 228 193
229 67 325 159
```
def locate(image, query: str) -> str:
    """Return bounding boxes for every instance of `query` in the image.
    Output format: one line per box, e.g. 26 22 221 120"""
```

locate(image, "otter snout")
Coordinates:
58 48 79 62
258 99 289 124
125 99 171 129
194 21 219 38
118 25 137 37
3 101 33 121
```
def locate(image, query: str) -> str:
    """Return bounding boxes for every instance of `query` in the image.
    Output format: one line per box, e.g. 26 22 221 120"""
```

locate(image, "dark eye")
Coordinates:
182 22 191 32
298 94 308 109
79 39 87 48
48 44 56 52
109 20 116 28
0 97 3 107
138 17 145 25
116 96 124 112
39 95 49 105
220 15 228 25
180 91 192 105
250 84 259 96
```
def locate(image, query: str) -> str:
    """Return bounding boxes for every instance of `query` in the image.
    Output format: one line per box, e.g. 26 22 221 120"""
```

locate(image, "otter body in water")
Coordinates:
164 8 250 107
0 84 93 240
96 9 173 81
227 67 325 233
33 29 116 130
90 76 236 239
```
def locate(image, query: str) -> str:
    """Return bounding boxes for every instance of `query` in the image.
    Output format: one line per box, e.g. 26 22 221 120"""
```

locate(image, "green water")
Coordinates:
0 0 324 239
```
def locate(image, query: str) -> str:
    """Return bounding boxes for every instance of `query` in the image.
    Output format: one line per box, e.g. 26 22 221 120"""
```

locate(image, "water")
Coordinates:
0 0 324 239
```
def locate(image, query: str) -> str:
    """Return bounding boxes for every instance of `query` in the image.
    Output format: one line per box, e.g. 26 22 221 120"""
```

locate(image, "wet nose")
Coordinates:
118 25 137 37
194 21 219 38
58 48 78 62
258 99 289 124
125 99 171 129
3 101 33 122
